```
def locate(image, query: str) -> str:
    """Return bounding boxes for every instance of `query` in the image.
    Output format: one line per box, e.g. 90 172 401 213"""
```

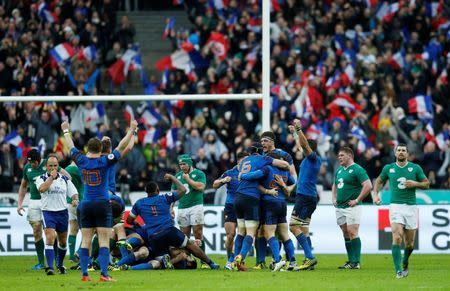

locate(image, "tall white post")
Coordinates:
261 0 271 132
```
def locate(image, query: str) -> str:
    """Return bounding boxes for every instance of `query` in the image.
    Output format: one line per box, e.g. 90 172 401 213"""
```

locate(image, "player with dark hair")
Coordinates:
373 143 429 279
332 146 372 270
288 119 322 271
61 119 137 282
213 151 249 270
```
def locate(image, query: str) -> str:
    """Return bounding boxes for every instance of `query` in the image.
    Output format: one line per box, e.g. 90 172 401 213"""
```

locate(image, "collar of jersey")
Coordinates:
343 162 355 170
395 161 409 168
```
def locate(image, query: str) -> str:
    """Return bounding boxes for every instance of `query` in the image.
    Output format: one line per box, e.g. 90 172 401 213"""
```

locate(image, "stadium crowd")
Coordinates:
0 0 450 199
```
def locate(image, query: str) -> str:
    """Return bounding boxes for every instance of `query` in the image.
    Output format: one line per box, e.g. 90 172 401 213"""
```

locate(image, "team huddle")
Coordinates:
17 118 429 281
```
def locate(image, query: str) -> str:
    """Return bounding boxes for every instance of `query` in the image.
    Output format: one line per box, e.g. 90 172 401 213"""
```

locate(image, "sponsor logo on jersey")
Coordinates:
389 169 395 173
408 167 413 172
108 154 115 160
192 174 197 178
338 170 342 174
28 168 32 172
349 169 353 174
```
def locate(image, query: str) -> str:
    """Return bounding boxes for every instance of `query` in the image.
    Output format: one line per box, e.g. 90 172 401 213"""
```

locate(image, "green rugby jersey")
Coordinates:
379 162 427 205
172 169 206 209
335 163 369 208
23 160 48 200
65 164 84 203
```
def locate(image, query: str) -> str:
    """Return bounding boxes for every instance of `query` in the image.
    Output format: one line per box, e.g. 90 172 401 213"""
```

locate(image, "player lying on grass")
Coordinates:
125 174 219 270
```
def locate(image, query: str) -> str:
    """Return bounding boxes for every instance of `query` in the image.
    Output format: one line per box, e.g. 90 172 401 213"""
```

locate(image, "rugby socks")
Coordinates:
98 247 110 277
227 251 235 263
351 237 361 263
268 237 281 263
68 235 77 259
307 236 312 249
240 235 254 259
127 237 141 249
118 239 129 258
296 233 314 259
234 234 244 256
255 237 267 264
392 244 402 273
403 247 414 266
117 252 136 267
79 248 90 276
35 239 45 265
283 239 296 262
57 245 67 268
45 245 55 269
131 263 153 270
344 238 352 262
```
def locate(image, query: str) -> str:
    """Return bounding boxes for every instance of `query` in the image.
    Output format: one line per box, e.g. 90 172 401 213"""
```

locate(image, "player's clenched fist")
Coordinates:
61 121 70 131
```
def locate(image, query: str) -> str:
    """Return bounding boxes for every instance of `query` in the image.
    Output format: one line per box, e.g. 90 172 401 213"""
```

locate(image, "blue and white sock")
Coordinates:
296 233 314 259
117 252 136 267
255 237 267 264
98 247 110 277
268 237 281 263
57 245 67 268
283 239 296 262
131 263 153 270
45 245 55 269
234 235 244 256
79 248 89 276
240 235 254 260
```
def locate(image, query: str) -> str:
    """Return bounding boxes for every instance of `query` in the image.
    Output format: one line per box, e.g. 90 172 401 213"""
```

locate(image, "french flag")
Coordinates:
435 132 448 150
408 95 433 119
306 124 322 140
124 105 134 124
141 106 162 126
340 64 355 87
163 17 175 40
432 17 450 30
364 0 378 8
426 1 442 17
226 15 238 29
245 46 259 71
4 131 24 148
49 43 75 64
166 128 178 149
387 51 405 70
376 1 399 22
107 47 140 85
155 42 208 71
247 17 262 33
208 0 228 10
38 1 58 23
206 32 230 61
327 93 361 121
138 128 161 145
86 102 106 122
350 125 374 154
78 45 97 62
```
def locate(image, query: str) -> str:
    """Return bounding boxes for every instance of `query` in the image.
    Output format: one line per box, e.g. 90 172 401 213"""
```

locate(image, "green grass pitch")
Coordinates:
0 254 449 290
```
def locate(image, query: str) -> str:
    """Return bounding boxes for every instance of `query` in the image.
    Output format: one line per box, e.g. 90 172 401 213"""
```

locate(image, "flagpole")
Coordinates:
262 0 271 132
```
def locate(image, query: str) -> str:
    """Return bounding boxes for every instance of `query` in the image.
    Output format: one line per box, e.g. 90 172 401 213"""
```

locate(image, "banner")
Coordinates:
1 205 449 256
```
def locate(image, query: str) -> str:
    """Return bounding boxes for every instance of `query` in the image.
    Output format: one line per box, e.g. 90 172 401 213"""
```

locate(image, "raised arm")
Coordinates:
183 173 205 191
292 119 312 156
38 170 58 193
61 121 75 150
115 120 138 156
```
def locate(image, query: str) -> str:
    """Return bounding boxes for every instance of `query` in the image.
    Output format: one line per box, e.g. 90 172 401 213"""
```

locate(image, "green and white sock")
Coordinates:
391 244 402 273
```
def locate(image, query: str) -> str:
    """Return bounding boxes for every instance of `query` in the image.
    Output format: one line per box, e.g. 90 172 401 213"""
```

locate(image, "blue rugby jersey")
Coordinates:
236 154 273 199
241 165 295 202
70 147 120 201
296 151 322 197
219 166 240 204
130 192 179 235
